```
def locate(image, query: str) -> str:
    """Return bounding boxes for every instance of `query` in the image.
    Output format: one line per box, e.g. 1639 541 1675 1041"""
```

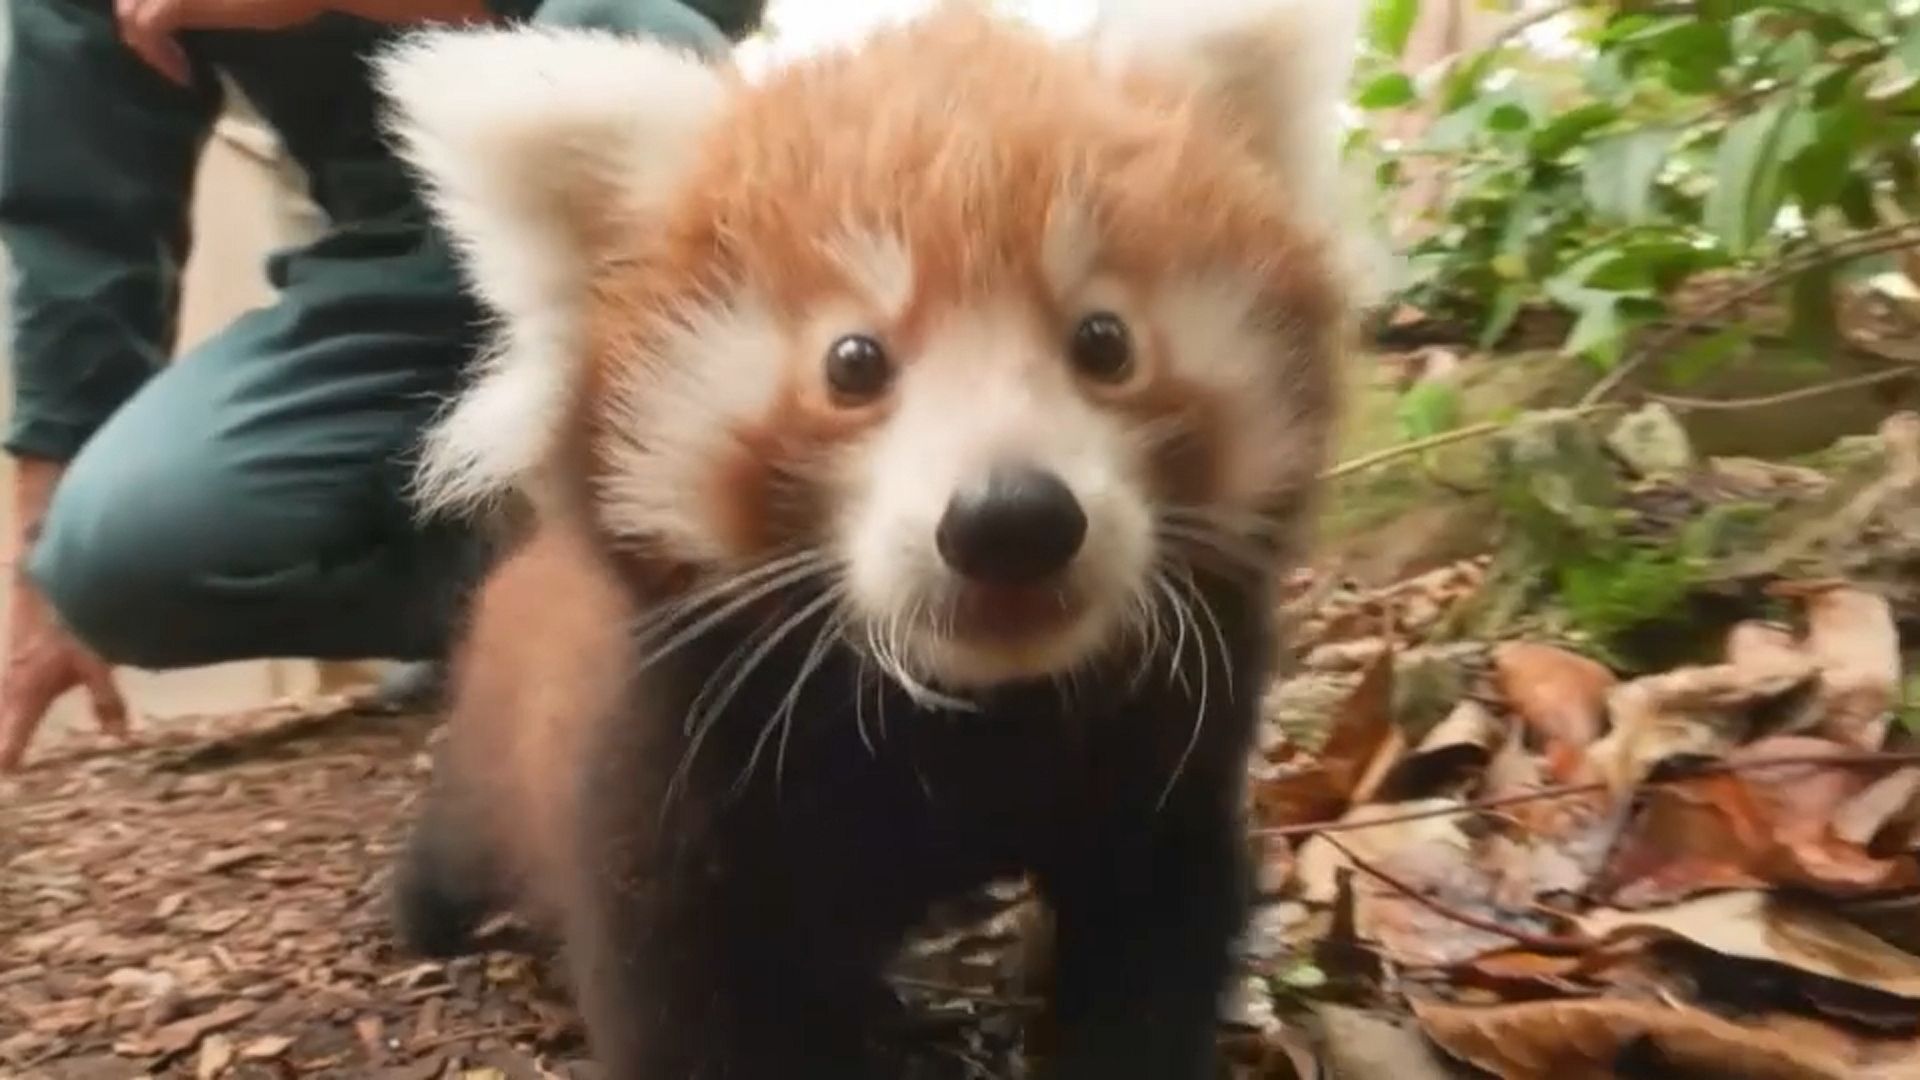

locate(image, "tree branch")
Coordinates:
1579 222 1920 407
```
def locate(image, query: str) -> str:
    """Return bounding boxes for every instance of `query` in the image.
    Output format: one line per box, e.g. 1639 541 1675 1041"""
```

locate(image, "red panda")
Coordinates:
374 1 1363 1076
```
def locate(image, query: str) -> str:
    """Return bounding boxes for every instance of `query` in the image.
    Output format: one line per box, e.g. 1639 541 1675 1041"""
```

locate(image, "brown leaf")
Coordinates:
1375 699 1506 803
1601 743 1919 905
1254 649 1400 829
1412 995 1856 1080
1221 1024 1319 1079
1493 643 1614 754
357 1014 390 1065
1835 768 1920 851
1726 620 1814 681
1600 773 1776 906
1578 890 1920 998
196 1034 236 1080
197 845 267 874
1319 647 1400 802
1293 799 1470 905
239 1034 295 1060
1775 581 1902 749
1732 737 1917 893
1587 653 1816 792
115 999 258 1058
1314 1005 1457 1080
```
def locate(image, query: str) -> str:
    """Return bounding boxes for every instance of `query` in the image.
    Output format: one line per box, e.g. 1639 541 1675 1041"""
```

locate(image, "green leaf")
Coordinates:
1441 49 1498 112
1357 71 1417 109
1563 296 1625 367
1787 262 1840 362
1704 98 1799 256
1479 284 1526 350
1667 325 1752 387
1893 150 1920 215
1584 130 1676 224
1486 101 1533 133
1396 380 1462 441
1838 173 1880 228
1788 100 1867 211
1368 0 1420 60
1274 961 1328 992
1530 103 1620 160
1900 18 1920 79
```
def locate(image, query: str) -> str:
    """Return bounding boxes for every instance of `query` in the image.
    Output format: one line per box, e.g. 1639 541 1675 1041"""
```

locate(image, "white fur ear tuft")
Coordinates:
373 26 732 517
1090 0 1364 228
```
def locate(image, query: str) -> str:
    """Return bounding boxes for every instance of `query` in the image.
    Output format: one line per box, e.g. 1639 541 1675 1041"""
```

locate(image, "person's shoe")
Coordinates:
373 660 447 712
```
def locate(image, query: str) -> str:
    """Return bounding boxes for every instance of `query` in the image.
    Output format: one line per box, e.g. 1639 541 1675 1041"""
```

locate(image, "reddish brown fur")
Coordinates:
552 6 1339 570
393 7 1348 1078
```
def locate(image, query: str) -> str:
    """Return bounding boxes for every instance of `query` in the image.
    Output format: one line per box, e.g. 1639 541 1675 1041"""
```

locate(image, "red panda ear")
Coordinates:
1088 0 1364 232
374 26 732 517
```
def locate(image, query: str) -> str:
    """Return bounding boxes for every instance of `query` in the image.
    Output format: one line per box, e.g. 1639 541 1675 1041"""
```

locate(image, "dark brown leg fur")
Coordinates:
390 765 502 960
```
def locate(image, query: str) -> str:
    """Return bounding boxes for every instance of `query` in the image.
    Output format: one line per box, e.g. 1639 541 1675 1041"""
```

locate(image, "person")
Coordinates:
0 0 766 770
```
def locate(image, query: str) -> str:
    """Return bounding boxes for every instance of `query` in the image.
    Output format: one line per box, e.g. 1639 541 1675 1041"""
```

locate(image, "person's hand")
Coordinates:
0 459 130 773
116 0 334 85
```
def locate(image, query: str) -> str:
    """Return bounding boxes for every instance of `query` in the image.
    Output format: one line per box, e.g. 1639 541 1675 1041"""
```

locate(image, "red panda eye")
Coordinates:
825 334 894 403
1070 311 1133 382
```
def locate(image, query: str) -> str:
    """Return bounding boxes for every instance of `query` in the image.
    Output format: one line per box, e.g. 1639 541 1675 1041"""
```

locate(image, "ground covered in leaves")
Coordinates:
1 704 609 1080
1 704 1036 1080
5 409 1920 1080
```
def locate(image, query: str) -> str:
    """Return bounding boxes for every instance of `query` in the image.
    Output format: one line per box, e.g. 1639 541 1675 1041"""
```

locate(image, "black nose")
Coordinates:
936 465 1088 584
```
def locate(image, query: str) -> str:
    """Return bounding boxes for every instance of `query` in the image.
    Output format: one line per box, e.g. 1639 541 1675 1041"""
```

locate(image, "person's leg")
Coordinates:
26 234 494 670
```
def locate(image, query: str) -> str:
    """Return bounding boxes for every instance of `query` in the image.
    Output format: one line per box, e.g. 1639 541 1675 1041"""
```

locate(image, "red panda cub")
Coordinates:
375 1 1361 1076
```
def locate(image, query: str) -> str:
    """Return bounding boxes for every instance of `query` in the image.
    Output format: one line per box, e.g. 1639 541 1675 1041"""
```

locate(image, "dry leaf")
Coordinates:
1293 799 1470 905
1835 768 1920 851
239 1034 295 1060
1578 890 1920 998
1776 582 1902 749
1221 1023 1319 1079
1601 742 1919 905
1314 1005 1457 1080
195 1033 235 1080
1732 737 1917 892
115 999 258 1058
1412 995 1855 1080
1588 653 1816 792
1255 650 1400 829
1727 620 1814 681
1600 773 1776 905
1375 699 1505 803
1492 643 1614 754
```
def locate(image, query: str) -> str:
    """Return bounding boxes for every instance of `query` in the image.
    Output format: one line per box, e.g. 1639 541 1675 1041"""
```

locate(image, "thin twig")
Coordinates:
1320 403 1622 482
1258 781 1608 839
1317 833 1592 954
1482 0 1582 53
1580 222 1920 406
1257 750 1920 841
1647 366 1919 412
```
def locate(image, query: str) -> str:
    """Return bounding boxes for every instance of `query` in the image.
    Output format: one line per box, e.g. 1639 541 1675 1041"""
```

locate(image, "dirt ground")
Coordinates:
1 700 1034 1080
0 702 601 1080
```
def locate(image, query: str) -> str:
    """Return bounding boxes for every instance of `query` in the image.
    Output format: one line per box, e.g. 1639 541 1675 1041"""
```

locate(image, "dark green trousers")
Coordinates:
7 0 737 667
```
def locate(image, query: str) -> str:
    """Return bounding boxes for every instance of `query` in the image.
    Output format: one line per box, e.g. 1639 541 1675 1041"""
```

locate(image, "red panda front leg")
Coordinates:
1040 803 1249 1080
560 728 890 1079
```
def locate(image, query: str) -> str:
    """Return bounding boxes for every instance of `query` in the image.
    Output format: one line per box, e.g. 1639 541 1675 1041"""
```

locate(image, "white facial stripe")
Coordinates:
821 229 916 324
1153 273 1303 503
839 301 1157 688
595 293 787 561
1041 197 1100 300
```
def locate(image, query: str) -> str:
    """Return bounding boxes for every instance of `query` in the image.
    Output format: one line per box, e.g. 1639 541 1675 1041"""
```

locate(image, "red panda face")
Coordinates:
378 1 1360 696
